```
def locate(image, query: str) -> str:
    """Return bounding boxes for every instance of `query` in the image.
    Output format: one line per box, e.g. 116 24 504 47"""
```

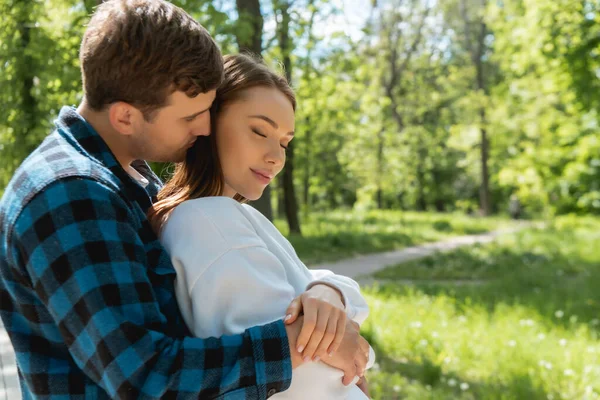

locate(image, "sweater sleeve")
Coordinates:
239 204 370 325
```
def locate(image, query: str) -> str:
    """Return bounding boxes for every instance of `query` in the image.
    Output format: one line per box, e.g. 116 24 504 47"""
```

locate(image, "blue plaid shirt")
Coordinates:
0 107 292 399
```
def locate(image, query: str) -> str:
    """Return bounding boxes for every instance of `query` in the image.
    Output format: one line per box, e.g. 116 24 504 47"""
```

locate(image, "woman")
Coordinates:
149 54 374 399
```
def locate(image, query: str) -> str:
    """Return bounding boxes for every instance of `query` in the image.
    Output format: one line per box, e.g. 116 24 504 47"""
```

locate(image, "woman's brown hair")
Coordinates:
147 53 296 233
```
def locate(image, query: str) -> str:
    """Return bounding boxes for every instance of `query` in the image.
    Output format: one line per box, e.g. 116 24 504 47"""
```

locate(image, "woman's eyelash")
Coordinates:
252 128 267 138
253 128 287 150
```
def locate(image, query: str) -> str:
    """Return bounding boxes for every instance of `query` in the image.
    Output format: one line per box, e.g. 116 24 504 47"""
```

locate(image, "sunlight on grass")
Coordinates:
274 210 513 265
362 216 600 399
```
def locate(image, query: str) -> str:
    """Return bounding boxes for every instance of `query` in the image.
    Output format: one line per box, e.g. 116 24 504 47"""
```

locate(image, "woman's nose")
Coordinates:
265 142 285 166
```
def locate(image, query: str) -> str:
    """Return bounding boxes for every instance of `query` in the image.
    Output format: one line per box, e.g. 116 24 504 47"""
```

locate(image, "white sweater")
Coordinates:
161 197 374 399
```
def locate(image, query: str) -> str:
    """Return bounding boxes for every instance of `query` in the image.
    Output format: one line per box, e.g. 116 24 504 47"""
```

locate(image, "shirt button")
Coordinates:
267 388 277 397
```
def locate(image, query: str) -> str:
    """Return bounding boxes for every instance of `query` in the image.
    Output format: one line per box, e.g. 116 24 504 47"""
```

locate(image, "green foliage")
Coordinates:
364 215 600 399
0 0 598 217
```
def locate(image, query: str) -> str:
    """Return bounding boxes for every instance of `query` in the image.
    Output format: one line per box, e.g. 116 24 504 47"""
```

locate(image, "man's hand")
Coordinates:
284 284 346 361
320 320 370 385
357 376 370 398
284 316 305 369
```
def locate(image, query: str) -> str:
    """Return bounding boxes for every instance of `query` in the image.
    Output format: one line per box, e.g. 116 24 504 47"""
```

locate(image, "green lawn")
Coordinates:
362 216 600 399
275 210 513 265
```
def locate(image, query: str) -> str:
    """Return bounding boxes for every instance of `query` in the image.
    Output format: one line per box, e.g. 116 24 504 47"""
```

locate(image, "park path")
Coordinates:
309 223 530 281
0 222 530 399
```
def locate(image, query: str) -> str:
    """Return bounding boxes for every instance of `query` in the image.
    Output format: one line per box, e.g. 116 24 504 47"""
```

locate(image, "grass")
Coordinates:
361 215 600 399
274 210 513 265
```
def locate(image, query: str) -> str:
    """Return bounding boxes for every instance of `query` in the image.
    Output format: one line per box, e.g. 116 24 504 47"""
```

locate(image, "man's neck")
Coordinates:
77 100 135 169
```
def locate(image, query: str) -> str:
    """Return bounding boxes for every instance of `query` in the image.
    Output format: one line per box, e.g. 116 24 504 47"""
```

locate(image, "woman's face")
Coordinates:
215 86 295 200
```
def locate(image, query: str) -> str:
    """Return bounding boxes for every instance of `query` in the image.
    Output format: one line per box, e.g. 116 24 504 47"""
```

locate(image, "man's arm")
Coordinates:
12 178 292 399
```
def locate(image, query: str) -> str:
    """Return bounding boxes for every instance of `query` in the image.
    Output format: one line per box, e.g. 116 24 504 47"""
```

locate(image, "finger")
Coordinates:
314 312 338 359
296 303 317 356
355 349 369 376
327 312 346 356
357 377 370 398
358 335 370 355
302 308 328 360
342 363 358 386
284 296 302 324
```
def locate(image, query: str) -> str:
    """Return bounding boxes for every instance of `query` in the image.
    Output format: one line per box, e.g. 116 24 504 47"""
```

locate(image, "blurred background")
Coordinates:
1 0 599 398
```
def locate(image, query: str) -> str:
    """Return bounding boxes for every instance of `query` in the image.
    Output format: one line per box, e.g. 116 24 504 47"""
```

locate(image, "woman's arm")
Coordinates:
306 270 370 325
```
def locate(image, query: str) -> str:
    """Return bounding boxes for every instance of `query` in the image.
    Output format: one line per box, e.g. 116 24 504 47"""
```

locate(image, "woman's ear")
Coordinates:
108 102 144 136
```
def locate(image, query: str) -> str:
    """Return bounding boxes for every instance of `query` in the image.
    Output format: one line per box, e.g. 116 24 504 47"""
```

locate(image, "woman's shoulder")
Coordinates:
170 196 245 221
162 197 262 249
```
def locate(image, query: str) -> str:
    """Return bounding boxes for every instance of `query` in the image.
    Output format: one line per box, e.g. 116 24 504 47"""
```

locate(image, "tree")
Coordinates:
232 0 276 221
272 0 301 234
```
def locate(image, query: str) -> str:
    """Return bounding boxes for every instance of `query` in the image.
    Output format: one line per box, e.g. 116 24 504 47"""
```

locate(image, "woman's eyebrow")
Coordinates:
249 115 294 135
249 115 278 129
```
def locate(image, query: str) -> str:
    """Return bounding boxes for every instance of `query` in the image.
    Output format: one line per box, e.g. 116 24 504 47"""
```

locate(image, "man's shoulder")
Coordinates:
0 130 120 233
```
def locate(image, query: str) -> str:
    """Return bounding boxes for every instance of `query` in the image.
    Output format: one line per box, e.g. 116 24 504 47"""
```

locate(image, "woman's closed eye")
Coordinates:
252 128 288 150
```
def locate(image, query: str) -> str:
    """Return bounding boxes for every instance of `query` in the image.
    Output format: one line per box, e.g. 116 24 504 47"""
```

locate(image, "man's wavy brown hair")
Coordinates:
80 0 223 120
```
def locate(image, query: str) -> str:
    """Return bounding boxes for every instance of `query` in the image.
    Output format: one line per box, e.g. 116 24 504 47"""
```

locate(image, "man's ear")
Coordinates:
108 102 143 136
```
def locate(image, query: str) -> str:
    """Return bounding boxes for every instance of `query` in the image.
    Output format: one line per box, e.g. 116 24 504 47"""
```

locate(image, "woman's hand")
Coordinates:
284 284 347 361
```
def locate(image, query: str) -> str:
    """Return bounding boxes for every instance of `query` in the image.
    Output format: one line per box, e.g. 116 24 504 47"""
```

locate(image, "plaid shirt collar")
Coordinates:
55 106 162 210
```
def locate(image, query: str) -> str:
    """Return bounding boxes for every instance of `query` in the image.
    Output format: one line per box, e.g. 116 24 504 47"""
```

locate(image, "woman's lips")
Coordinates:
251 169 273 184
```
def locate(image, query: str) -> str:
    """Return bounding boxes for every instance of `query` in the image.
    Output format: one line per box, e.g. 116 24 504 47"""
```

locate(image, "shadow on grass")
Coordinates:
370 228 600 329
289 231 415 265
364 329 549 399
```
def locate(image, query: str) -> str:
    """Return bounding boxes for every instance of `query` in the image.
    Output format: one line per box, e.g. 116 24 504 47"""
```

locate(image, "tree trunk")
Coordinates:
16 1 35 153
235 0 263 54
275 0 301 234
376 127 384 209
234 0 274 220
302 121 311 209
479 111 491 215
461 0 491 215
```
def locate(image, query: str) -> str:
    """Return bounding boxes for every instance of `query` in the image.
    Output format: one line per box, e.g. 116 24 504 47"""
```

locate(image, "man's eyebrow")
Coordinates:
249 115 295 136
182 107 210 119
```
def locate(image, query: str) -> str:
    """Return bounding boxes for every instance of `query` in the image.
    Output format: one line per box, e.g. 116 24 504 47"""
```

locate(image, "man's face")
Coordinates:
133 90 216 163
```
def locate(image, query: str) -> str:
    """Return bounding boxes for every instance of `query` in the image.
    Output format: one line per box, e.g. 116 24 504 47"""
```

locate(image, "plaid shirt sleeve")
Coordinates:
11 177 292 399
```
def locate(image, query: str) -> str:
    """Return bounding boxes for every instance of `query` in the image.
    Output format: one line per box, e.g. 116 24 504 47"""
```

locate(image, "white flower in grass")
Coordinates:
563 369 574 377
519 319 535 327
393 385 401 393
410 321 422 329
555 310 564 319
448 378 457 387
559 339 567 347
419 339 428 347
587 346 596 354
585 385 593 395
507 340 516 347
458 316 467 323
460 383 469 391
432 331 439 338
539 360 553 370
538 333 546 340
591 319 600 326
444 357 452 364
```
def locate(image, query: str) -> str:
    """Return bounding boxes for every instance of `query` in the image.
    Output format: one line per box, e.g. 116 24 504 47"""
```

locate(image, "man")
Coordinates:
0 0 369 398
